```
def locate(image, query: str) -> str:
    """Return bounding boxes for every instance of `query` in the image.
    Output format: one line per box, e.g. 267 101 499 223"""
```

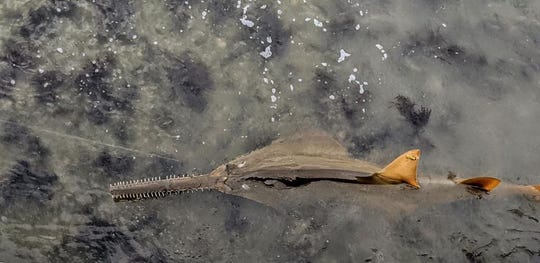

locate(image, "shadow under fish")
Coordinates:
109 131 540 210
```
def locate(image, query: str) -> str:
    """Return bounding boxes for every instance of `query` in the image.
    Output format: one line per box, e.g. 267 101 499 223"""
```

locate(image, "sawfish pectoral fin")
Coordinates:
458 177 501 192
357 149 421 188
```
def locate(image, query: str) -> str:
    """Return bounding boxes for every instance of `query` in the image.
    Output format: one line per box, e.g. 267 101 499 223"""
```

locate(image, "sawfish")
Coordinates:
109 131 540 207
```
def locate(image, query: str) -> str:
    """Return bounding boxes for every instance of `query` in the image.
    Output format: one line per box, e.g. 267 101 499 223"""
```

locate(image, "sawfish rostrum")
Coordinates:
109 131 539 205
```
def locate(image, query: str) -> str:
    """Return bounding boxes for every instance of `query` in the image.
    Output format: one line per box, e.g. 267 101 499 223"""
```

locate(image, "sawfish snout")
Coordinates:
109 174 219 201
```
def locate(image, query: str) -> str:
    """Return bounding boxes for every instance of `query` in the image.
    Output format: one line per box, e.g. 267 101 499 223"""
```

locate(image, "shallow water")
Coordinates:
0 0 539 262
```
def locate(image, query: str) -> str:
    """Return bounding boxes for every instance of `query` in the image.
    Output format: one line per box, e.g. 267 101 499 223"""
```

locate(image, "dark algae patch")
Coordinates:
0 161 58 208
93 151 135 182
31 70 66 104
89 0 137 43
1 120 50 163
166 52 214 113
2 39 35 70
74 56 135 125
392 95 431 131
48 217 167 263
0 61 16 101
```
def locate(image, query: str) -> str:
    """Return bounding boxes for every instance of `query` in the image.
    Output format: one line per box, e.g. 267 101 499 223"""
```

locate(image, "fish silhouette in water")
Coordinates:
109 131 539 207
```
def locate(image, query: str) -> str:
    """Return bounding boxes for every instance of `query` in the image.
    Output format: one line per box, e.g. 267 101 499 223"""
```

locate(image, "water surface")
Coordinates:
1 0 539 262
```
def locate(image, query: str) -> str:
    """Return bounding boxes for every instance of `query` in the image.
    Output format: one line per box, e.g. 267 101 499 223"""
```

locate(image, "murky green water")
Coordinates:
1 0 539 262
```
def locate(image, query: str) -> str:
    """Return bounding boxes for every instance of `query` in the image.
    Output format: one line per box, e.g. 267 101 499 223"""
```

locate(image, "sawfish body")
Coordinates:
109 131 539 208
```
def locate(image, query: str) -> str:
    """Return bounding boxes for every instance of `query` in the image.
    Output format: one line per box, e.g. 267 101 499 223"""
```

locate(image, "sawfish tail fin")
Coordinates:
375 149 421 188
454 177 501 192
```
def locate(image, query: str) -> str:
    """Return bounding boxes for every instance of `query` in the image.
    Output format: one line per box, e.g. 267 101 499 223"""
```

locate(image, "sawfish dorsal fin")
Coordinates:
374 149 421 188
458 177 501 192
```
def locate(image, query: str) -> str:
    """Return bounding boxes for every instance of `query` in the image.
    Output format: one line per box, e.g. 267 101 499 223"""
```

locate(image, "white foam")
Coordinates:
337 49 351 63
260 46 272 59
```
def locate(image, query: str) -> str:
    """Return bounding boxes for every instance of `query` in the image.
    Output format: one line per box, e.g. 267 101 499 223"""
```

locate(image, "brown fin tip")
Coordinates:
458 177 501 192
